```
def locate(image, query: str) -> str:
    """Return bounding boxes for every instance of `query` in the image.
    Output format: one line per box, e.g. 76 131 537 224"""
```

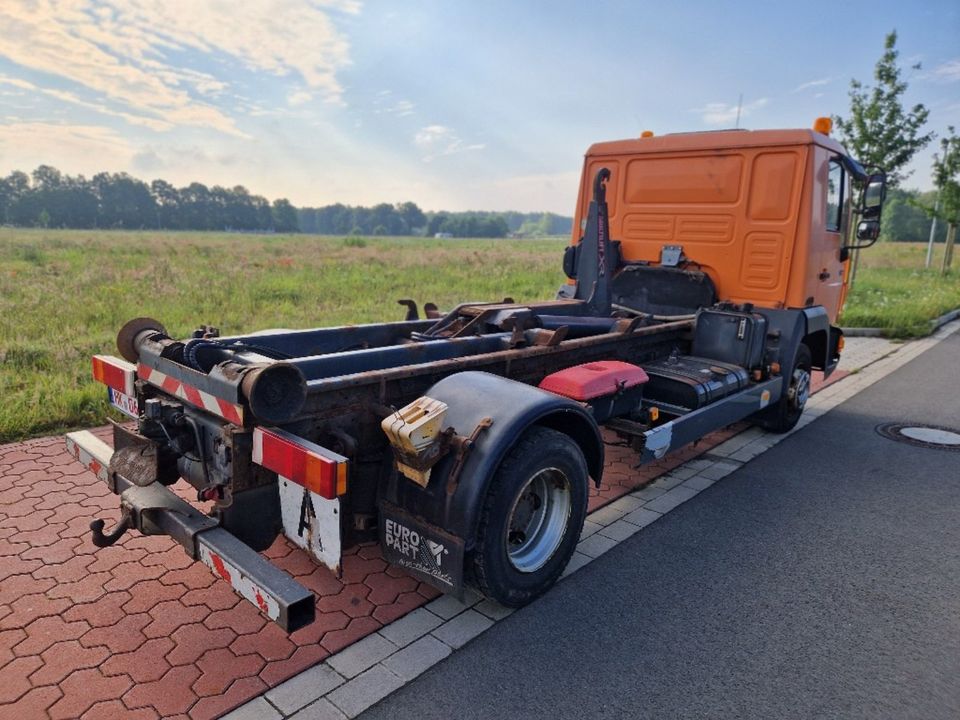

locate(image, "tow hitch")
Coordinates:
89 510 133 547
66 430 316 632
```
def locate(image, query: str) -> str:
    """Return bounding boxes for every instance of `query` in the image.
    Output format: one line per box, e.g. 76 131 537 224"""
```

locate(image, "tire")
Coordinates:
471 426 589 607
753 343 812 434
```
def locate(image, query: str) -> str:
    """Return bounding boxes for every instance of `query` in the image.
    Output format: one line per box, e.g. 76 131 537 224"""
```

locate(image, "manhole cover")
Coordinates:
876 423 960 452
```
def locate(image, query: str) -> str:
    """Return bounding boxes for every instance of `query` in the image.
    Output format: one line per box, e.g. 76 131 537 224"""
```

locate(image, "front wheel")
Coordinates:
754 343 812 433
471 426 588 607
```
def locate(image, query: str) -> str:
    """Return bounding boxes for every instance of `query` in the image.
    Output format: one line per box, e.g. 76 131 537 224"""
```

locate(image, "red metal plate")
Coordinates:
539 360 649 401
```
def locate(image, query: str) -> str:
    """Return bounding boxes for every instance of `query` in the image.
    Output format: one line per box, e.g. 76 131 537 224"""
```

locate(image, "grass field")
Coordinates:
0 229 569 442
839 242 960 335
1 229 957 442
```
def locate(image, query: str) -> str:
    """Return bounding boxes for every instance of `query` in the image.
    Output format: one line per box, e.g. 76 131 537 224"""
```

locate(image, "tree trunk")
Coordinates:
941 223 957 275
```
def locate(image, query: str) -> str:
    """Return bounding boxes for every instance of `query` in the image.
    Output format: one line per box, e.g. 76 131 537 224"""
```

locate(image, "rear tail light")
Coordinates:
92 355 136 396
252 427 348 500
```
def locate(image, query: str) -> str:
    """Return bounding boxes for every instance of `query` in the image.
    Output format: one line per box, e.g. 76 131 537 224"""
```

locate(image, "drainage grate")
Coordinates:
876 423 960 452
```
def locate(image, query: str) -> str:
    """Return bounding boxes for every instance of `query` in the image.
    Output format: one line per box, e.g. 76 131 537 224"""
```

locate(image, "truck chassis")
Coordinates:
67 169 843 631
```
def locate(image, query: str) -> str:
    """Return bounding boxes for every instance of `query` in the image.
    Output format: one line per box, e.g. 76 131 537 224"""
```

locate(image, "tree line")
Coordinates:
0 165 299 232
296 204 571 238
0 165 574 238
881 189 947 243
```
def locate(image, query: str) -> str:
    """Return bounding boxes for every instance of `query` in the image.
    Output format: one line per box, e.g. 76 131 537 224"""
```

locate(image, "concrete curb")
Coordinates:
226 319 960 720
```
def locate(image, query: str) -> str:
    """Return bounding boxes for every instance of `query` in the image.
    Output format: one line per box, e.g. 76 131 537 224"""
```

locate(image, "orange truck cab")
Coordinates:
569 120 884 324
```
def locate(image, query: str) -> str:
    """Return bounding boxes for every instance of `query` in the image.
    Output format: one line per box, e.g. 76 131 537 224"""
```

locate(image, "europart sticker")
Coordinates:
380 503 464 594
759 389 771 409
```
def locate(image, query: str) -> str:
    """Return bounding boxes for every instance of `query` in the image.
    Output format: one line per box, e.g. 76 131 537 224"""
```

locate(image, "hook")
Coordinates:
89 510 133 548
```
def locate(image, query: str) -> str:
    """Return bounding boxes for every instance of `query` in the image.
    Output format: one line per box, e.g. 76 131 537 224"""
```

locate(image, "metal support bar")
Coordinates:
636 378 783 464
219 319 436 357
289 333 511 381
65 431 315 632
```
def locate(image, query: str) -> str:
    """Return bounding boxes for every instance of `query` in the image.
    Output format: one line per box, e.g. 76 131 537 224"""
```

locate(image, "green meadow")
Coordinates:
1 229 956 442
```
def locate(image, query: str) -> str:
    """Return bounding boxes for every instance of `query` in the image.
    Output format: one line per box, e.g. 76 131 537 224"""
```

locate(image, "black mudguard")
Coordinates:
801 306 832 373
379 371 603 553
755 307 836 394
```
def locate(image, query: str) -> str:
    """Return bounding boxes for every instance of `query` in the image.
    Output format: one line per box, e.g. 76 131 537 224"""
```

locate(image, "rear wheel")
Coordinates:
471 426 588 607
754 343 812 433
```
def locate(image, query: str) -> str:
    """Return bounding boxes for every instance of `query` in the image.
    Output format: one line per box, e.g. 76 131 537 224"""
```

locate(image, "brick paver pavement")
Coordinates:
0 371 847 719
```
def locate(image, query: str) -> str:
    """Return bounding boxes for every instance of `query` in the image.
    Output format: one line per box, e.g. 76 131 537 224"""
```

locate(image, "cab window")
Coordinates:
826 160 844 232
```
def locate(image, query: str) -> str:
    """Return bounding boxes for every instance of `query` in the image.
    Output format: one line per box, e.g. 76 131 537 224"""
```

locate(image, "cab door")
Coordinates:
808 151 849 319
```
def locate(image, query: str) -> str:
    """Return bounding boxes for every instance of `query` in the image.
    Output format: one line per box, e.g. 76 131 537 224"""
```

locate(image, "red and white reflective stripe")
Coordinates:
197 543 281 623
65 431 111 485
137 362 244 425
252 427 348 500
91 355 136 396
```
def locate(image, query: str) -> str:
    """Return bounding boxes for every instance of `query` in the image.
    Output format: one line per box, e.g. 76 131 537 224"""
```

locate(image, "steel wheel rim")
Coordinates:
790 367 811 410
505 467 572 573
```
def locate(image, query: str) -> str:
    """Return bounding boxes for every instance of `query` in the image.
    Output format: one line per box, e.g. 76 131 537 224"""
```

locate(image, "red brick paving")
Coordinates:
0 431 442 720
0 370 847 719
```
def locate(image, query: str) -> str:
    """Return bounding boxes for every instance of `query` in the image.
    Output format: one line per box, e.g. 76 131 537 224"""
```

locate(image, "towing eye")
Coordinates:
89 508 133 547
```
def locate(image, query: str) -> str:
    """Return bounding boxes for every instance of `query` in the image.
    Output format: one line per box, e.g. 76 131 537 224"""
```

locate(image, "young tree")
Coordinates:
925 127 960 273
833 31 935 187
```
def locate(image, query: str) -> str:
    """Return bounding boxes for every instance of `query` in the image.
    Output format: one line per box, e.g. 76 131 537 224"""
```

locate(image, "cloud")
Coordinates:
377 99 415 117
413 125 484 161
0 0 358 136
3 73 174 131
287 91 314 107
0 121 136 173
469 170 581 215
47 88 175 132
693 98 768 126
372 91 415 117
792 77 832 93
931 59 960 82
0 75 36 91
130 145 242 175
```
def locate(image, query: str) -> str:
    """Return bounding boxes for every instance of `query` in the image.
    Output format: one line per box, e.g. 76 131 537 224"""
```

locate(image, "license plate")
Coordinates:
278 478 342 575
108 387 139 419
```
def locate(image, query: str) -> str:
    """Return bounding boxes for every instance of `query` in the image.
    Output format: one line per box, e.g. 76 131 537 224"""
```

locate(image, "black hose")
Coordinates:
183 338 293 372
227 342 293 360
183 338 220 371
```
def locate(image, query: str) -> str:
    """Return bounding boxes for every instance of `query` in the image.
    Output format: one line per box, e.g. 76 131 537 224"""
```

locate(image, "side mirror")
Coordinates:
856 220 880 242
861 173 886 220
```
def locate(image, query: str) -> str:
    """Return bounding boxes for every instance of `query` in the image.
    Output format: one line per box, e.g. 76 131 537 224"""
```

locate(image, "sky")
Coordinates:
0 0 957 214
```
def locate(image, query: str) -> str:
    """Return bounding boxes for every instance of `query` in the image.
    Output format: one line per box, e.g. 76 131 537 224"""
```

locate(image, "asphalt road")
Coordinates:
361 329 960 720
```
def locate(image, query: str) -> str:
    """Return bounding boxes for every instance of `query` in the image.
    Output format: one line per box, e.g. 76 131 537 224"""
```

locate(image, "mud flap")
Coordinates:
278 478 342 575
380 502 464 595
